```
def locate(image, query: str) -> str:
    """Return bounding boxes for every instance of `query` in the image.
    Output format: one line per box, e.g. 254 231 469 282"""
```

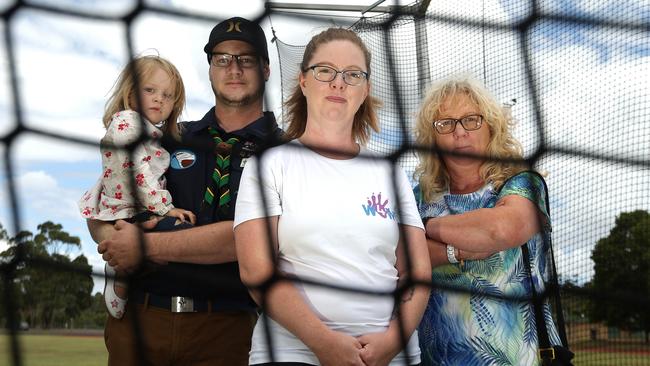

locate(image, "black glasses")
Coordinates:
432 114 484 134
210 53 259 68
305 65 368 86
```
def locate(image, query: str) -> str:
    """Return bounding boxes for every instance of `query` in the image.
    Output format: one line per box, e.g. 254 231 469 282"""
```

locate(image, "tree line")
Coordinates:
1 210 649 337
0 221 104 329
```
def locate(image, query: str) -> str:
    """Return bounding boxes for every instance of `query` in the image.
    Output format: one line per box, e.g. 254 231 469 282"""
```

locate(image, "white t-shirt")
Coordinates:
234 141 424 365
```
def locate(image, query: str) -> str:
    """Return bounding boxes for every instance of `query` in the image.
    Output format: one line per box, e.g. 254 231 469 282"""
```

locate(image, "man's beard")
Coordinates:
213 83 265 107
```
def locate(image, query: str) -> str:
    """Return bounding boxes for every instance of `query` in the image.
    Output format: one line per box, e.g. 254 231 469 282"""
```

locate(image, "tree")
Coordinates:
34 221 81 255
0 223 10 325
0 221 93 329
590 210 650 343
560 279 591 323
74 292 107 329
0 223 7 241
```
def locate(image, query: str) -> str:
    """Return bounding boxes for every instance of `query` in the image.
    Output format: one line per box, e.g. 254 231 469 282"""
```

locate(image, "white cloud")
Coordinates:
525 26 650 284
14 169 85 222
538 155 650 283
165 0 266 18
14 10 126 140
21 0 134 16
534 46 650 161
427 0 525 23
12 123 104 163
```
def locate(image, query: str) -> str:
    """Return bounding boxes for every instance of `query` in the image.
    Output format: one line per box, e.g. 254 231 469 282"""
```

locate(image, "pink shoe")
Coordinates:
104 263 127 319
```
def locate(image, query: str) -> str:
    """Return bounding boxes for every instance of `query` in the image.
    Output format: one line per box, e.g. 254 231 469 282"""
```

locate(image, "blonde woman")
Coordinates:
413 74 562 365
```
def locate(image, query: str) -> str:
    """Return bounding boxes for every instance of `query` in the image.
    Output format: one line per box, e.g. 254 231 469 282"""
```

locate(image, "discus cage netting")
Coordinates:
0 0 649 365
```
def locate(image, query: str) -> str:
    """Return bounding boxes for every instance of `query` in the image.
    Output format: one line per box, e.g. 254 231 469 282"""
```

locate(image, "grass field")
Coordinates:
574 353 650 366
0 332 107 366
1 332 649 365
572 340 650 366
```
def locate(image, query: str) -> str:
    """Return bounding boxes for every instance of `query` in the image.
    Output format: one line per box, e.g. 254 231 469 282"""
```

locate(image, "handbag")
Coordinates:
517 172 575 366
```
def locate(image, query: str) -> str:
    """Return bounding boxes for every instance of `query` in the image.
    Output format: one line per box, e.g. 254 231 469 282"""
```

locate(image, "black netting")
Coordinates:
1 0 649 365
274 2 650 364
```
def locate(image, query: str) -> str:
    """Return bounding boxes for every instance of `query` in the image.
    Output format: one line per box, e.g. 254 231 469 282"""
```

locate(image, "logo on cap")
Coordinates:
227 21 242 33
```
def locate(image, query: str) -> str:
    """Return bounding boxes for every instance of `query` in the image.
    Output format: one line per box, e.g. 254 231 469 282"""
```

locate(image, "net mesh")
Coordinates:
1 0 649 365
275 1 650 364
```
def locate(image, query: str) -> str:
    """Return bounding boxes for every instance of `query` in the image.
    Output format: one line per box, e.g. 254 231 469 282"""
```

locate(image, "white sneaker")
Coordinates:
104 263 127 319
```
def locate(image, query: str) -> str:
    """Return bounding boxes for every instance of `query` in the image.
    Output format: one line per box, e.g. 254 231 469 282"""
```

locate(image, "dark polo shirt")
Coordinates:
133 108 283 310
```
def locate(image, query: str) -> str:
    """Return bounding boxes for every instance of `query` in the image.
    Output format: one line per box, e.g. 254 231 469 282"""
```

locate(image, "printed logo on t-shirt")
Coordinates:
362 192 396 220
170 150 196 169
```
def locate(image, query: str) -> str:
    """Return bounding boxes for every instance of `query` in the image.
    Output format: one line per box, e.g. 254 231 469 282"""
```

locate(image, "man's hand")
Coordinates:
97 219 159 273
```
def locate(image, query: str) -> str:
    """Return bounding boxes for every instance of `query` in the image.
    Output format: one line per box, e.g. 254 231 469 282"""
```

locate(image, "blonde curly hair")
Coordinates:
414 74 525 202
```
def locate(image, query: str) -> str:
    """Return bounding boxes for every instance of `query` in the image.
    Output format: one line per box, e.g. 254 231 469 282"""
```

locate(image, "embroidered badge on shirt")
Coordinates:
170 150 196 169
239 141 257 168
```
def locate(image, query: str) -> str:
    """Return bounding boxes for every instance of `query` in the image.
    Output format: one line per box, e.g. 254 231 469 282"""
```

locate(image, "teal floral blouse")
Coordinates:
414 171 562 366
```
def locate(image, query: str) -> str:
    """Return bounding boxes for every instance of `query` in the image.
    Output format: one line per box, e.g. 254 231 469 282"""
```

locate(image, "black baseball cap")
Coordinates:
203 17 269 63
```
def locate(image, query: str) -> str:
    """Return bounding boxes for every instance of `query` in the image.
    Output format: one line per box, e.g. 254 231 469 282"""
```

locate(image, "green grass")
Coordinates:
574 351 650 365
2 333 649 365
572 340 650 365
0 333 107 366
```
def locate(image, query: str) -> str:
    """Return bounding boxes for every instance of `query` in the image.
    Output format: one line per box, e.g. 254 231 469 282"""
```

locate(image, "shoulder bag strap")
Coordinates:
522 243 554 360
530 172 570 347
498 171 570 354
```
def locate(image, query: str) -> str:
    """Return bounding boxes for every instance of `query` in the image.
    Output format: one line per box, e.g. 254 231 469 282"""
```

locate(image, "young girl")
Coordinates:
78 55 195 319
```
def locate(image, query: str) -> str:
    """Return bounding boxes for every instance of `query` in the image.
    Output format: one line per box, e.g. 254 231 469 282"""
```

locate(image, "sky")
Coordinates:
0 0 648 294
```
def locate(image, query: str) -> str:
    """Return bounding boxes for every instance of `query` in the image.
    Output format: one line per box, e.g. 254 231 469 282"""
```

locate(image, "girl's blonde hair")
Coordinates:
414 73 525 202
103 55 185 140
283 27 381 144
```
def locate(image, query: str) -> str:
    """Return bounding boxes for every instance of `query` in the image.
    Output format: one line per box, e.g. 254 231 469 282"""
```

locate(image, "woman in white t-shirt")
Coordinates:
234 28 431 366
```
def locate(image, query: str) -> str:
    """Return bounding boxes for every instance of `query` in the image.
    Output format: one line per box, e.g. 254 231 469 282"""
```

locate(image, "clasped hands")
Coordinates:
314 329 403 366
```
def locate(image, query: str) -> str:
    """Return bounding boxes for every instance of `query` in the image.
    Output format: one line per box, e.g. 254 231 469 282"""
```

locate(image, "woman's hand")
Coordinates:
357 331 401 366
312 329 365 366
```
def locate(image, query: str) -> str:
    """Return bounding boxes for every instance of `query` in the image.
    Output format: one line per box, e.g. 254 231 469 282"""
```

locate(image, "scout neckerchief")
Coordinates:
203 126 239 216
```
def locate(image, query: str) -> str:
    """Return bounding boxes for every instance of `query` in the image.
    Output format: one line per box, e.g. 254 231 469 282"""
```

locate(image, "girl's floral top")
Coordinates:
78 110 173 220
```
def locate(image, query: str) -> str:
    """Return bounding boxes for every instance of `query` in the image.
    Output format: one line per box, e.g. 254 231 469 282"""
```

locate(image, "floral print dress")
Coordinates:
414 172 562 366
78 110 173 221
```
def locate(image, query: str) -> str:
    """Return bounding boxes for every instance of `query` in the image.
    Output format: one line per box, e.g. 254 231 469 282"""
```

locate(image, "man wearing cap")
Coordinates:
89 17 282 366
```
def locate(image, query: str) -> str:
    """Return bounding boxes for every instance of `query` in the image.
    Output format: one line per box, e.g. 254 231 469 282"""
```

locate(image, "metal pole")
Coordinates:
414 0 432 97
362 0 387 14
266 2 395 14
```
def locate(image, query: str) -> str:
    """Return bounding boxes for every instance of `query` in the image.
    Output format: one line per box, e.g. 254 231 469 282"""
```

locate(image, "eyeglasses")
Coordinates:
305 65 368 86
210 53 259 68
432 114 484 134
